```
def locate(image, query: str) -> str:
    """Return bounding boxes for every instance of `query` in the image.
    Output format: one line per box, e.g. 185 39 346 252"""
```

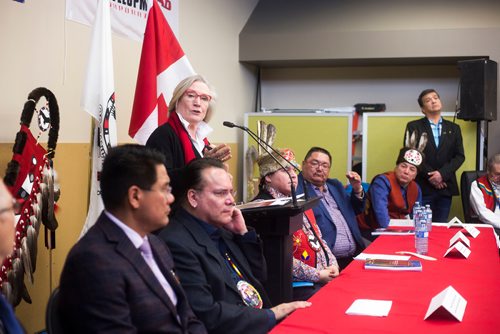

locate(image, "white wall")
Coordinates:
242 0 500 157
261 65 460 112
0 0 259 144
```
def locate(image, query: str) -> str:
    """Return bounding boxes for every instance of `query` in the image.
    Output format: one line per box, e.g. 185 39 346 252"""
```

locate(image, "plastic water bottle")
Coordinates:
415 211 428 255
412 202 421 227
425 204 432 232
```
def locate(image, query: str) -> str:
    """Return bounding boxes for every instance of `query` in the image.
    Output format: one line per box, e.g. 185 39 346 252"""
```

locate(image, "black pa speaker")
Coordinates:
457 59 497 121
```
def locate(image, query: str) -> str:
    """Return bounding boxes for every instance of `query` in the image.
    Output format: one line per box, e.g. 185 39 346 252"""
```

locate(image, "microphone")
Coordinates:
223 121 309 200
222 121 247 130
224 121 306 207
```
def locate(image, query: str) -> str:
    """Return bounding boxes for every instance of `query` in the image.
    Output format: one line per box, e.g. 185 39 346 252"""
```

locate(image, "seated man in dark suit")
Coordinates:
59 144 206 333
158 158 310 334
0 180 24 334
297 147 366 270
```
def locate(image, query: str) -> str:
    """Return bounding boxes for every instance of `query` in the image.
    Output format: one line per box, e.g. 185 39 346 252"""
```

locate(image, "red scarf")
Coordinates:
167 111 209 164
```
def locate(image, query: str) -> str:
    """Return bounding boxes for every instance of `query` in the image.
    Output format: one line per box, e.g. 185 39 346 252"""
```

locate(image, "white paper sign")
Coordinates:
424 286 467 321
346 299 392 317
462 225 480 238
444 241 471 258
447 216 464 228
446 217 480 238
449 231 471 248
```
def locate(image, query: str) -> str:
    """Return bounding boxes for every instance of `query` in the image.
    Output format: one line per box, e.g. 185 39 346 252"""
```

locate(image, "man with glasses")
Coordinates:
59 144 206 333
158 158 310 334
470 153 500 240
0 180 24 333
297 147 366 270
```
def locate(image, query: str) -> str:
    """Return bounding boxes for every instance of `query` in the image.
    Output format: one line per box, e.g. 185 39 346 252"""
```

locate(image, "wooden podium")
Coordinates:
239 197 320 305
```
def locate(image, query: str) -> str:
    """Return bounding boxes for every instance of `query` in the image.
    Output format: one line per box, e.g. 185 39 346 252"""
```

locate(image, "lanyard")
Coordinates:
225 252 244 280
303 215 331 266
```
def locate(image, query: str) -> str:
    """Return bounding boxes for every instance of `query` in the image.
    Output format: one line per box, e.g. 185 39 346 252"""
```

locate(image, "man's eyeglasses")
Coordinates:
141 185 173 197
307 159 331 170
195 188 236 199
0 199 21 215
184 90 212 104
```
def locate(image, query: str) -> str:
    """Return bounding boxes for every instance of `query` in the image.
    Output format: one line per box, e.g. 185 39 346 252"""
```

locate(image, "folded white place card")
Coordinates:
449 231 471 248
444 241 471 258
447 217 464 228
462 225 480 238
346 299 392 317
424 286 467 321
447 217 480 238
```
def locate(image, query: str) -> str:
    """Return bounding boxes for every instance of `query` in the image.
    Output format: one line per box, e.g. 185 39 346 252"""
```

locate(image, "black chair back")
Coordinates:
45 287 63 334
460 170 487 224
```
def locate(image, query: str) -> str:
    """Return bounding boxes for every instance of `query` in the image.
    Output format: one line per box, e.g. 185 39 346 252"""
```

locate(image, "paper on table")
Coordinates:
271 198 291 205
236 194 305 209
371 228 414 236
389 219 413 227
346 299 392 317
354 253 410 261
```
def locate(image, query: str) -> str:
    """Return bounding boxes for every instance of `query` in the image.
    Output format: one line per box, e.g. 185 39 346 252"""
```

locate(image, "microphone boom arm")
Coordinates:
224 121 309 201
224 121 300 207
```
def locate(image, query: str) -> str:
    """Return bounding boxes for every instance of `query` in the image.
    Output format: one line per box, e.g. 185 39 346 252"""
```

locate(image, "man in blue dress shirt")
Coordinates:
297 147 366 270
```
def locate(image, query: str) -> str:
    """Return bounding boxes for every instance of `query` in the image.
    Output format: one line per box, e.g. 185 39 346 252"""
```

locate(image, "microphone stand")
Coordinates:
223 121 310 201
223 121 299 207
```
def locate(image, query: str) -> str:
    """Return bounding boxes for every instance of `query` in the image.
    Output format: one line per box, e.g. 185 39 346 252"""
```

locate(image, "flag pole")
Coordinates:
86 118 97 212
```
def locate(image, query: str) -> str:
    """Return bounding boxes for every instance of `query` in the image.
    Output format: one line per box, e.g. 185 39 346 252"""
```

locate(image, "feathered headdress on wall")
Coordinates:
1 87 60 307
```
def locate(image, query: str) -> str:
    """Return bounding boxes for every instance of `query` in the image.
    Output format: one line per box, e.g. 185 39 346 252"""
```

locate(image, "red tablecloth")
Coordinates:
272 225 500 334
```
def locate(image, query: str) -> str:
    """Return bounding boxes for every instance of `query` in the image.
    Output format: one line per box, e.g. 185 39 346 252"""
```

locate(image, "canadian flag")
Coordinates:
80 0 117 236
129 0 195 145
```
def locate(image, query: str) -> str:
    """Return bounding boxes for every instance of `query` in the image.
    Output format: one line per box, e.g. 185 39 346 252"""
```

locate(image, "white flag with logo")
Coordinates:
80 0 117 236
66 0 179 42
